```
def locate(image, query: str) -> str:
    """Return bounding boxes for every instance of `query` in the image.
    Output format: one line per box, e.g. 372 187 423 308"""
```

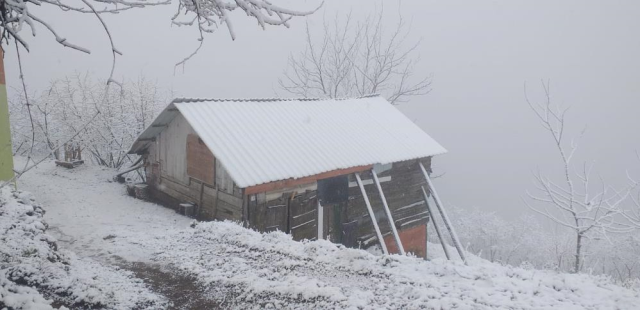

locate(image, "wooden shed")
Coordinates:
128 95 447 257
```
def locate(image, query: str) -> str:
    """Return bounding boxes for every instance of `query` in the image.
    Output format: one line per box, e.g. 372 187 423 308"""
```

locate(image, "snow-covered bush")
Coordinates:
434 205 640 283
430 206 557 269
0 187 166 309
9 74 166 169
0 274 59 310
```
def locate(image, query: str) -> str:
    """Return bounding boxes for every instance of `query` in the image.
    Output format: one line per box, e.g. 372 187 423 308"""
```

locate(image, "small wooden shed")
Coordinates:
128 95 447 257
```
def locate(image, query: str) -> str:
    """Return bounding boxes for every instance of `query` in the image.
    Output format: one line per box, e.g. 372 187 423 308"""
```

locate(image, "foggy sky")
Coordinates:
4 0 640 218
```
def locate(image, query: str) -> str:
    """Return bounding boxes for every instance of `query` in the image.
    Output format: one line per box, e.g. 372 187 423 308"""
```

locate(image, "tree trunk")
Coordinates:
574 232 583 273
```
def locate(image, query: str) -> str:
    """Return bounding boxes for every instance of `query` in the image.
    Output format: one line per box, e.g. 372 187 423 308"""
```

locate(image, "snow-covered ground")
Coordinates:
14 158 192 263
0 187 166 309
6 159 640 309
140 222 640 309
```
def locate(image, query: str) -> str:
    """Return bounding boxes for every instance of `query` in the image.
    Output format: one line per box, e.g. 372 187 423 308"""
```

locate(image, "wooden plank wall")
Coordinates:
149 174 243 221
156 113 194 182
246 157 433 254
144 112 244 222
346 158 432 249
216 158 243 198
248 192 290 232
248 188 323 241
289 190 318 241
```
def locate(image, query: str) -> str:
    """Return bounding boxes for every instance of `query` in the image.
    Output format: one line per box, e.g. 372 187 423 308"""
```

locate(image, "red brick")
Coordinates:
384 224 426 258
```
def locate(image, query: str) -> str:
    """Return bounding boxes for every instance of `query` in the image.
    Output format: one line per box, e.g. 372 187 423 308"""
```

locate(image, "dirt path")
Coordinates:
16 159 208 309
115 259 221 310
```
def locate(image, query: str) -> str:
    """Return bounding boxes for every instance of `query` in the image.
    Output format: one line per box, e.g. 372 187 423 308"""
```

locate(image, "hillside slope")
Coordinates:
10 159 640 309
135 220 640 309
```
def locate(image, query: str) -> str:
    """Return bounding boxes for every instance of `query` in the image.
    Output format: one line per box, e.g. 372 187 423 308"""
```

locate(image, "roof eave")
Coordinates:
127 102 180 154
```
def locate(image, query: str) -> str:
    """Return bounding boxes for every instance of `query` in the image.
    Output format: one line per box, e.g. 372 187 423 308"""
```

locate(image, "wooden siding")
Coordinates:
216 158 241 197
347 158 432 249
289 190 318 241
148 174 242 221
156 113 194 183
245 157 433 257
144 112 243 221
248 192 290 233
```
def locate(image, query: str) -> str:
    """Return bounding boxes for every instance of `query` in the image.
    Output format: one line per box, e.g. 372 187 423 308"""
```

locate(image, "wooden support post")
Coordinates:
421 186 451 260
114 164 144 180
372 170 405 255
198 181 205 218
214 188 221 221
317 200 324 240
419 162 467 264
355 173 388 255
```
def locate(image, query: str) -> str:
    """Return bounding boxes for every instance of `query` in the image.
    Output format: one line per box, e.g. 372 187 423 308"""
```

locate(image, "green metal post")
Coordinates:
0 50 15 181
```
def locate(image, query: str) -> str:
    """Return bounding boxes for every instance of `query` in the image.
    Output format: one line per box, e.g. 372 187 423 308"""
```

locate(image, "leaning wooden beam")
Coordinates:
421 186 451 261
114 164 144 180
372 170 405 255
355 173 389 255
419 162 467 264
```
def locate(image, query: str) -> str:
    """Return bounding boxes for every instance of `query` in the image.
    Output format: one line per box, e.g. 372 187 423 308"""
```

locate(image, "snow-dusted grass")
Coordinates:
134 220 640 309
0 187 166 309
12 159 640 309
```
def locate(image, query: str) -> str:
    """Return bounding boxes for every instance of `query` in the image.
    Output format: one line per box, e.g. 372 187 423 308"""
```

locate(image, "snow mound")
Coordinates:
138 220 640 309
0 187 166 309
0 274 59 310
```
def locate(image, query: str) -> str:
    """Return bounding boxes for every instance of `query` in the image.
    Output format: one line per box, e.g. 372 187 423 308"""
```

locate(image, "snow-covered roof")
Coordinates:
130 95 447 188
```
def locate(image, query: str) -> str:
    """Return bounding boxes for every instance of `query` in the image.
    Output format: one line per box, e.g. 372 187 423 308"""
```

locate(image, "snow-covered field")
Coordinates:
4 159 640 309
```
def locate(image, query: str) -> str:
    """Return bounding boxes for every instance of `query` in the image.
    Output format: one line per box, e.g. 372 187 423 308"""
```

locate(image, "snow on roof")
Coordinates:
130 95 446 188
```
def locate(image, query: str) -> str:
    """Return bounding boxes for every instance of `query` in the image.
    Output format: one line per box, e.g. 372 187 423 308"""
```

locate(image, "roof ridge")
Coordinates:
171 94 380 104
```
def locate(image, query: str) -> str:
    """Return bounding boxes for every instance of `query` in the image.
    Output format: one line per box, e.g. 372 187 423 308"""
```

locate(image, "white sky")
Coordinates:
4 0 640 218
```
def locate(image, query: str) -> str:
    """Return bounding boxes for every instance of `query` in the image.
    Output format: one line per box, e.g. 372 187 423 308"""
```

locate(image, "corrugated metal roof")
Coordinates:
130 95 447 188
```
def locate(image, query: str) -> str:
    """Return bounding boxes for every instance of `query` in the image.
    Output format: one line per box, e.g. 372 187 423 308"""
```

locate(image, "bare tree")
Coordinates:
524 80 632 273
8 73 166 169
278 9 430 105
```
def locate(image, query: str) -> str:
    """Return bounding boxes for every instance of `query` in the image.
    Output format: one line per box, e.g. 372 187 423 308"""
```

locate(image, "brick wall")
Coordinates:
384 224 426 258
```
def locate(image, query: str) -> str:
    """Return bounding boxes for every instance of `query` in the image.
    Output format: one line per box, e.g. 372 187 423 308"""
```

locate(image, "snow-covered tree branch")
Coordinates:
1 0 320 73
524 80 633 273
278 9 430 105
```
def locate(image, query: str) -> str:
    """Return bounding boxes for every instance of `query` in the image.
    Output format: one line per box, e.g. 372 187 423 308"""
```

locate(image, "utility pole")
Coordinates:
0 49 15 181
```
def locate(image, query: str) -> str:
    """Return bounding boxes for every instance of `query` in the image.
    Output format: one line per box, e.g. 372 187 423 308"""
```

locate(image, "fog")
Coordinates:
5 0 640 218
